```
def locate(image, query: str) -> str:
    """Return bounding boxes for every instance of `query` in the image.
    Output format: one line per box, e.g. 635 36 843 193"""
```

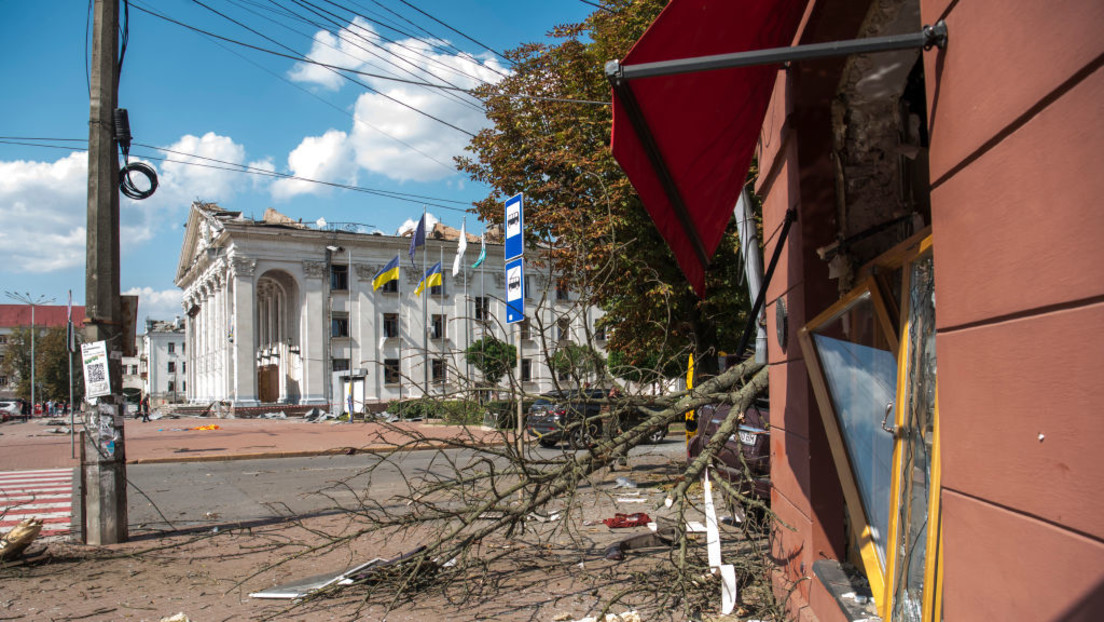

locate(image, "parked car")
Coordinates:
687 399 770 502
526 389 669 448
0 400 23 422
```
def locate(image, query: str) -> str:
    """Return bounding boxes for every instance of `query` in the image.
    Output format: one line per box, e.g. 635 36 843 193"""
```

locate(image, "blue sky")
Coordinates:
0 0 596 320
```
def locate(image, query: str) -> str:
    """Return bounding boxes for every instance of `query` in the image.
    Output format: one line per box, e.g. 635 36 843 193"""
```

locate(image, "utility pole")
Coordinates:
84 0 128 545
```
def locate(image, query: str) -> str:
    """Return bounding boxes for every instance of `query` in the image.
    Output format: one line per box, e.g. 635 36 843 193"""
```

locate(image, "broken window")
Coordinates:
330 264 349 291
332 358 350 372
521 358 532 382
519 318 531 341
800 236 941 620
332 314 349 338
474 296 490 322
431 359 447 383
431 314 446 340
383 313 399 339
383 359 400 385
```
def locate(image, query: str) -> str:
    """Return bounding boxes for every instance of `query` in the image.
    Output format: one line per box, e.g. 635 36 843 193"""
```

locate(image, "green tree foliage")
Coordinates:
464 337 517 386
0 326 83 403
549 343 606 385
457 0 752 381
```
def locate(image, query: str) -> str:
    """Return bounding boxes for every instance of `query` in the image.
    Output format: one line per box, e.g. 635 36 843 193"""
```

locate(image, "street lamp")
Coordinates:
5 291 55 416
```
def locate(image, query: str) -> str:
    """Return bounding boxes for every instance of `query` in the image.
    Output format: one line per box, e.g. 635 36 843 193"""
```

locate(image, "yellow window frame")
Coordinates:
800 236 943 620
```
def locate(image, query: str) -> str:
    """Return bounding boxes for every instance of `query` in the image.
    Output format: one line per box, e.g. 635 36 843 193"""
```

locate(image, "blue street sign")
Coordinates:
505 256 524 324
504 193 524 261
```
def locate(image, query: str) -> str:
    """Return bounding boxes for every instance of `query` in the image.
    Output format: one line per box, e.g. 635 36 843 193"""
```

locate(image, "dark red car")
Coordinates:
687 399 770 502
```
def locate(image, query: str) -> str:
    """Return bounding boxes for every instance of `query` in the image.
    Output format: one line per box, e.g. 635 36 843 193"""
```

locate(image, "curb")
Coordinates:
125 438 511 465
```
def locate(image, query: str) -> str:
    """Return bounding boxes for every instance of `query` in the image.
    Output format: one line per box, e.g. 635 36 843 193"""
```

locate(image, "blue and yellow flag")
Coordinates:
372 255 400 291
414 261 442 296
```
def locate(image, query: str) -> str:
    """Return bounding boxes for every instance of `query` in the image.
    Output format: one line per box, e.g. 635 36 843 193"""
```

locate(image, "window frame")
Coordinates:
799 236 943 621
330 263 349 291
383 358 401 385
382 313 400 339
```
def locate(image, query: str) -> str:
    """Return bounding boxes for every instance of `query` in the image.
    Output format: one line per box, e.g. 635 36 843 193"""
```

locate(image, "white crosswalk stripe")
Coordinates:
0 468 74 539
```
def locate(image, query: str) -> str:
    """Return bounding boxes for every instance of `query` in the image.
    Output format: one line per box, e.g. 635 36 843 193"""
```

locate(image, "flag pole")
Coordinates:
463 218 470 390
421 207 429 398
68 289 75 458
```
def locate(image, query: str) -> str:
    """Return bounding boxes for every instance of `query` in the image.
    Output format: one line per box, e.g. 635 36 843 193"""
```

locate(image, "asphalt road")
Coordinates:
125 439 687 534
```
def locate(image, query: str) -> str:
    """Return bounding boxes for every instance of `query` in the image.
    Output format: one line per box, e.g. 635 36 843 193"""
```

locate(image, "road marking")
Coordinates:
0 468 73 539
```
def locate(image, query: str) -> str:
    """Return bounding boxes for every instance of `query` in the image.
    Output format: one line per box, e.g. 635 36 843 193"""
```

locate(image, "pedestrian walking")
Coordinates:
140 394 151 422
20 399 30 423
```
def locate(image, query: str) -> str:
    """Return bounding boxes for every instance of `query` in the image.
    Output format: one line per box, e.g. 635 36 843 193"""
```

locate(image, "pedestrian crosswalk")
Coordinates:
0 468 74 540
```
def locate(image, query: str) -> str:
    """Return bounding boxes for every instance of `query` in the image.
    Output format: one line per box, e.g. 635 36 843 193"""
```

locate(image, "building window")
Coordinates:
332 314 350 338
182 342 186 354
0 335 7 344
475 296 489 322
182 362 186 373
383 313 399 339
431 314 446 340
384 358 401 385
332 358 350 372
167 361 176 373
167 381 175 392
524 275 532 299
521 359 532 382
594 322 607 341
0 376 6 387
557 317 570 341
431 358 447 383
519 318 531 341
168 342 175 354
331 264 349 291
380 278 398 293
556 283 569 301
182 381 186 392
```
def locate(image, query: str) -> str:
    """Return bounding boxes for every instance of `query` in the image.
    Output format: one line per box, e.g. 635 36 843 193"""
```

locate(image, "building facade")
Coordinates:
141 319 187 406
0 304 84 400
174 203 605 410
611 0 1102 620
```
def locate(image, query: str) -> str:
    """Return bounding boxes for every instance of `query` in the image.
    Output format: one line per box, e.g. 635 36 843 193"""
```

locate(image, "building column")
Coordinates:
301 259 327 405
231 256 259 407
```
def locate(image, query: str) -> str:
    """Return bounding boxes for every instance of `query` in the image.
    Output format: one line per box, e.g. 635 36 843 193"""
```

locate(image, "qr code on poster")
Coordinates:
87 363 107 384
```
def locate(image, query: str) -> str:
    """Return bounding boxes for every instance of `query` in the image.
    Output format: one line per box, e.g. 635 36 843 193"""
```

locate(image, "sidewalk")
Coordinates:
0 416 510 470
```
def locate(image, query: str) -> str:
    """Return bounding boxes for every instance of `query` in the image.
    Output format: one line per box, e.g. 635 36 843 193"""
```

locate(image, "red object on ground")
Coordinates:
602 512 652 528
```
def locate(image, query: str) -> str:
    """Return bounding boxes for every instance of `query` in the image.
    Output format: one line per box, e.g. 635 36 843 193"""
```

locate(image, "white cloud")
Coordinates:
124 286 184 323
286 18 509 185
396 212 439 236
0 152 88 272
270 129 356 199
157 132 254 203
0 132 260 275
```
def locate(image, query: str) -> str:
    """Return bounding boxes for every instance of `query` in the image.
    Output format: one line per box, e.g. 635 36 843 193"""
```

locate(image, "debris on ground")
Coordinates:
0 517 43 561
602 513 651 528
604 526 679 561
259 412 287 419
614 476 637 488
159 614 191 622
249 547 427 600
567 609 642 622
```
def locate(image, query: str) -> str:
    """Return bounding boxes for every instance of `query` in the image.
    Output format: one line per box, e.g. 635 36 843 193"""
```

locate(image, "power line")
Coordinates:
393 0 514 67
177 0 478 137
0 137 472 212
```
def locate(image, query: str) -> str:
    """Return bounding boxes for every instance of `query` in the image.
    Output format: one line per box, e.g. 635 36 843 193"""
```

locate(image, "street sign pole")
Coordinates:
503 194 525 450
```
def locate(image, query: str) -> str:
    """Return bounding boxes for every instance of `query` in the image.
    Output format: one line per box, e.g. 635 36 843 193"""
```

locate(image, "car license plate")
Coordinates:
738 430 757 446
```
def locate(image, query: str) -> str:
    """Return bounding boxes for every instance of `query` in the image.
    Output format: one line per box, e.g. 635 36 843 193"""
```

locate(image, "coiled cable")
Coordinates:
113 108 158 200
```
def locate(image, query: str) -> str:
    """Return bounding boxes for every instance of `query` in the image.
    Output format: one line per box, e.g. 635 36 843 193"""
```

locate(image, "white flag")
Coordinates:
452 220 468 277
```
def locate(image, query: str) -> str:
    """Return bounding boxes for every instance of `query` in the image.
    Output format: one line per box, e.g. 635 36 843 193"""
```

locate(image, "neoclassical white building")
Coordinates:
174 202 605 410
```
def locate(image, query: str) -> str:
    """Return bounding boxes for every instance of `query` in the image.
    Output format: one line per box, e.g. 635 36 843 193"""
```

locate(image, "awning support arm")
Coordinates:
607 21 947 82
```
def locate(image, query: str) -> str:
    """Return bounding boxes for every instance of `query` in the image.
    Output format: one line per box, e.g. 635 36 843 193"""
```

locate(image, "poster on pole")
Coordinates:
505 257 525 324
81 340 111 398
504 193 524 261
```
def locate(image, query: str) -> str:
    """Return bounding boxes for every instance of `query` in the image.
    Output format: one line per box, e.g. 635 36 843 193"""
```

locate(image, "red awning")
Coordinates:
610 0 808 297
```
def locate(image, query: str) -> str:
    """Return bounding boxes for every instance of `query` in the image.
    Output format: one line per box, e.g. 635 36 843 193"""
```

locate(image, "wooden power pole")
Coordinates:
84 0 128 545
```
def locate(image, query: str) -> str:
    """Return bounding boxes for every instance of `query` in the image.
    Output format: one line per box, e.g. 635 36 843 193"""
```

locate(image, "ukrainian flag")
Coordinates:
414 261 443 296
372 255 400 291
